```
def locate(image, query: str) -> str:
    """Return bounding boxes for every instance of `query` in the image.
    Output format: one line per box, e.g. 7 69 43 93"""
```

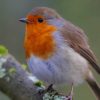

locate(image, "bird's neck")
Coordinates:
24 24 57 59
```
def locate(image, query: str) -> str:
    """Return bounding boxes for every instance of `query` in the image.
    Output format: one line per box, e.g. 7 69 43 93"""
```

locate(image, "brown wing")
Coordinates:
61 20 100 74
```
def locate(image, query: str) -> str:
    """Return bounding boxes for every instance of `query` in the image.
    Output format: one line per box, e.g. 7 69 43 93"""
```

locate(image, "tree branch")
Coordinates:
0 54 43 100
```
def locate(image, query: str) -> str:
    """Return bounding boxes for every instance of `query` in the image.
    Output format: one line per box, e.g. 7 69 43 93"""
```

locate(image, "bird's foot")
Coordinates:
37 84 56 95
66 95 73 100
46 84 54 92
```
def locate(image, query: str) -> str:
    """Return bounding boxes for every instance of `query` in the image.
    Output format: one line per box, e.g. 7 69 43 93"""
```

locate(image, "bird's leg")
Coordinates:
46 84 59 95
67 83 74 100
46 84 54 92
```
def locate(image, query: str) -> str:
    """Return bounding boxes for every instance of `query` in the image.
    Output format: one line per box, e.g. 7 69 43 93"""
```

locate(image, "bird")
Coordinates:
19 7 100 99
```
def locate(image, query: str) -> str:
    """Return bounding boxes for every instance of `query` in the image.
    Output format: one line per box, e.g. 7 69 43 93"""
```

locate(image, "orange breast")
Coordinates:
24 23 57 59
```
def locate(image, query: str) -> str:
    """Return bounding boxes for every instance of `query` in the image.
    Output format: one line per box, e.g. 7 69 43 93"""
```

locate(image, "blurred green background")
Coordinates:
0 0 100 100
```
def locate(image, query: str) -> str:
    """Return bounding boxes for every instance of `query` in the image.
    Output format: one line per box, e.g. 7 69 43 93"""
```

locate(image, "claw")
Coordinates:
46 84 54 92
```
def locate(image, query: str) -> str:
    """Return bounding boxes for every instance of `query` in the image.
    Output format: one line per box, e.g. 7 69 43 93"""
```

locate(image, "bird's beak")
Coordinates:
19 18 28 23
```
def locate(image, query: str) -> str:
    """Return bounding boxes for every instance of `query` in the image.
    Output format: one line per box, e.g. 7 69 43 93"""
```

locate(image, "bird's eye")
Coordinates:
38 18 44 23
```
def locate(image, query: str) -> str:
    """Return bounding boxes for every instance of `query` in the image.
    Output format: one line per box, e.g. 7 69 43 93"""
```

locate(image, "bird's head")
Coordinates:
19 7 64 59
19 7 63 30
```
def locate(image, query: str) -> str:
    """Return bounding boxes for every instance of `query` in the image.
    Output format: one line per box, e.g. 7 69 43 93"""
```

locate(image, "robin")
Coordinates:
19 7 100 99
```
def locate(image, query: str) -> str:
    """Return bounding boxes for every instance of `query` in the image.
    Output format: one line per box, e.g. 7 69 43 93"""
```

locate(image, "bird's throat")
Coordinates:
24 24 56 59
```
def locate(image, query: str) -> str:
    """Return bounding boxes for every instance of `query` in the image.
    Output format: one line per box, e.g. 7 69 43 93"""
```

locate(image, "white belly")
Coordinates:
27 45 89 86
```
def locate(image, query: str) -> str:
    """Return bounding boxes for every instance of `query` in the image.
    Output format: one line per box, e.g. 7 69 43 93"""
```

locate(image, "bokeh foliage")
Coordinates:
0 0 100 100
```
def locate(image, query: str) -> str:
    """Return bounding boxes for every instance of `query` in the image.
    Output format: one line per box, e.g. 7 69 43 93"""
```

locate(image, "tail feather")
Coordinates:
86 72 100 100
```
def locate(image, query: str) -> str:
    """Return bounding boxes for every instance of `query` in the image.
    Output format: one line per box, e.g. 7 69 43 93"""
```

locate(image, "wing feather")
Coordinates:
61 20 100 74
